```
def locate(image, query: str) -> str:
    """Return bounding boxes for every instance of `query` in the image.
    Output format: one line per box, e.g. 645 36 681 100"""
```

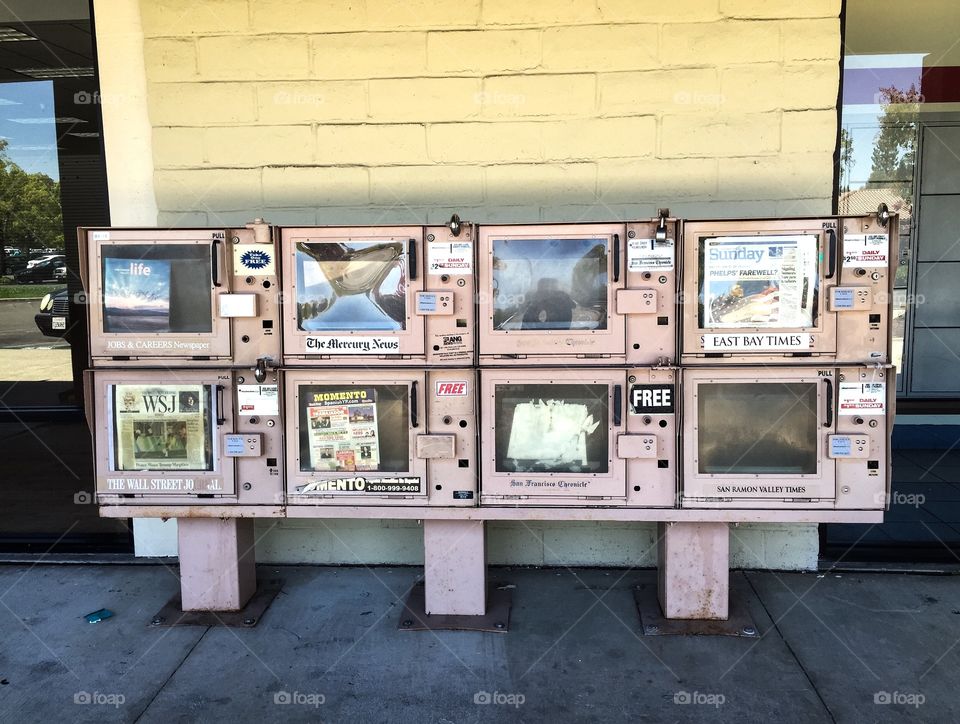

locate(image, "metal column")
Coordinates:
657 521 729 620
177 518 257 611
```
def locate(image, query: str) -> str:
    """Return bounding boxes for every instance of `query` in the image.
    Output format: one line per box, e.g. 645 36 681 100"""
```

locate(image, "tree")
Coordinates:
866 83 921 204
839 127 854 197
0 138 64 276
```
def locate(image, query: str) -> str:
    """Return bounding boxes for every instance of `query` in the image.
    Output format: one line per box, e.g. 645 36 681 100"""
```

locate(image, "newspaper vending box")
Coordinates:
477 217 678 366
87 368 283 505
280 225 475 366
479 368 677 506
681 365 894 509
680 214 894 365
82 222 280 367
284 369 477 506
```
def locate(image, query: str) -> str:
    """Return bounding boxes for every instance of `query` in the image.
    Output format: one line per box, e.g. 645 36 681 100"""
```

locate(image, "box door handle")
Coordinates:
408 238 418 281
612 234 620 283
216 384 226 425
410 380 419 428
613 384 622 427
825 228 837 280
211 239 222 288
823 378 833 428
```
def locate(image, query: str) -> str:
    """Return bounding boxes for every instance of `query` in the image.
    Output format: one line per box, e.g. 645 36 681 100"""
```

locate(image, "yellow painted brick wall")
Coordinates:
140 0 841 227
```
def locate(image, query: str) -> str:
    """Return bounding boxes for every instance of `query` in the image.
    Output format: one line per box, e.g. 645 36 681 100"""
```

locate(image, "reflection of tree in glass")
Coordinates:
522 277 575 327
867 84 920 205
0 139 64 276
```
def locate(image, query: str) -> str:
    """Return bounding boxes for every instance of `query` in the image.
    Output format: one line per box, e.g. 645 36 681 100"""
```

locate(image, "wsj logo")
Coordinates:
142 394 176 413
629 384 675 414
436 381 468 396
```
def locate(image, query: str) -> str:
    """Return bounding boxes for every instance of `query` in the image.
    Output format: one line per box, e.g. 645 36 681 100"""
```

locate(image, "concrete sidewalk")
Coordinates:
0 565 956 723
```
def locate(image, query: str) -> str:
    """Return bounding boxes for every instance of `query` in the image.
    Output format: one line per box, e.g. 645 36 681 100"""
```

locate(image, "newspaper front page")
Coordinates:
702 235 818 329
306 387 381 472
113 384 211 471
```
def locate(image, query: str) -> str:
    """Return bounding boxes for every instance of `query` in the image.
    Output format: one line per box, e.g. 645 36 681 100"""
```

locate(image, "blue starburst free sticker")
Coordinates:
240 249 271 270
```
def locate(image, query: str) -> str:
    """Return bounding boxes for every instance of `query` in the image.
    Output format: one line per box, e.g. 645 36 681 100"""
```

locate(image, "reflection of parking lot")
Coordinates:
0 299 69 348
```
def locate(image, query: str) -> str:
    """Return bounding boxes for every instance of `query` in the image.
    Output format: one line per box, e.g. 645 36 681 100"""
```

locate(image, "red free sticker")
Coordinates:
435 381 467 396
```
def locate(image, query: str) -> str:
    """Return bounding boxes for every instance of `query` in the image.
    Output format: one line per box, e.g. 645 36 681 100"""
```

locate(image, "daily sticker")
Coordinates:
627 238 674 272
233 244 275 275
91 231 110 241
838 381 885 414
843 234 888 268
428 241 472 275
237 384 279 416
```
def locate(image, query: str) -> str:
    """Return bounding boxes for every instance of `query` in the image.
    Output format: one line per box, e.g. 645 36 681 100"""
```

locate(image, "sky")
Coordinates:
0 80 61 180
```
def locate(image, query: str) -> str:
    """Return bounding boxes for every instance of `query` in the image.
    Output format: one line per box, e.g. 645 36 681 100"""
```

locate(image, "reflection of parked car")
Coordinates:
16 258 65 283
34 287 69 338
26 253 64 269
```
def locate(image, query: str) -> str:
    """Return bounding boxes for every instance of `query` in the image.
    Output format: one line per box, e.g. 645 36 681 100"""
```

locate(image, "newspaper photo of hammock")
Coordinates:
702 235 819 329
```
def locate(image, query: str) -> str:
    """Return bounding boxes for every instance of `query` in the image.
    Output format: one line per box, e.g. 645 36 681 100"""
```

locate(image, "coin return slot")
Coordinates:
869 314 881 323
657 316 669 325
262 320 273 329
867 460 879 470
458 459 469 468
658 459 669 468
266 457 277 467
456 318 467 327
